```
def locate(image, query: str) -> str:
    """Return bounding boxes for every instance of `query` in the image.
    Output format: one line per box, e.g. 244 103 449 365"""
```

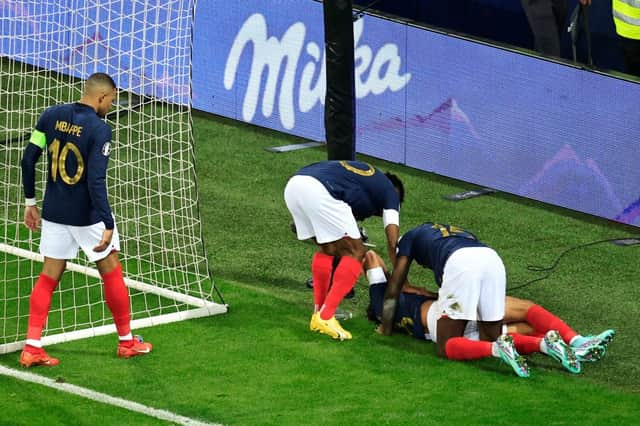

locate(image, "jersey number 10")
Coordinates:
48 138 84 185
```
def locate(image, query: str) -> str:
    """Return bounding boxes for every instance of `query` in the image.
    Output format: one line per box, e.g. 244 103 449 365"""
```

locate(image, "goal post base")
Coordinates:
0 245 227 355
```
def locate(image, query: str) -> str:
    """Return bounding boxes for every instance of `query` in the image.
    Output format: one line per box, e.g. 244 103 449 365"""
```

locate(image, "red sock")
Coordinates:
26 273 59 341
509 333 542 355
444 337 493 360
525 304 578 343
101 263 131 337
319 256 361 320
311 252 333 311
23 344 44 354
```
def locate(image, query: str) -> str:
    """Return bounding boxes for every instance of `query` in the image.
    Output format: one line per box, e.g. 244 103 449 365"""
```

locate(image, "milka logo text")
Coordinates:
224 13 411 130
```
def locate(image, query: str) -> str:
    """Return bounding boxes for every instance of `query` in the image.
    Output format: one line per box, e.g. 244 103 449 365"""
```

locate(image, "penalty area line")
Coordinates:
0 365 221 426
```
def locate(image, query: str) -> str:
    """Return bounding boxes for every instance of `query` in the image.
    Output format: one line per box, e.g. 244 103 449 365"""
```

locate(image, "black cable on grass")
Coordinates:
507 237 639 293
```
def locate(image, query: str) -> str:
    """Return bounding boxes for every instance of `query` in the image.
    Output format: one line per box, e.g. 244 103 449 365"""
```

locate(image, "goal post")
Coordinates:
0 0 226 355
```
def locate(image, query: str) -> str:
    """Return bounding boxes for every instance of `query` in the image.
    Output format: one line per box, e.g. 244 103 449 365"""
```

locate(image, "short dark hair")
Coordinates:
87 72 117 90
385 172 404 204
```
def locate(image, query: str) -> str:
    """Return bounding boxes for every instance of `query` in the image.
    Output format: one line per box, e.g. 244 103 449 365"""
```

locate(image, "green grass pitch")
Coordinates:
1 110 640 425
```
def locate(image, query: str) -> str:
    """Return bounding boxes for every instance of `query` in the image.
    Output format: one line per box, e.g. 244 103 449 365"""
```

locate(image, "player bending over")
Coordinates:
284 160 403 340
20 73 153 367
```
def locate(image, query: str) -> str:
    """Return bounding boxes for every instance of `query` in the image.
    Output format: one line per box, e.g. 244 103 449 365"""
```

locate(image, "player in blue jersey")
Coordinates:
379 222 524 374
19 73 153 367
365 250 614 376
284 160 404 340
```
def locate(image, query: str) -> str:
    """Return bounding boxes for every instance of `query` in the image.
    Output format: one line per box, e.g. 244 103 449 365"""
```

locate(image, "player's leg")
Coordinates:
20 220 77 367
297 181 362 340
437 247 484 355
75 221 152 358
285 175 332 313
437 318 529 378
318 237 365 319
521 297 613 361
509 332 580 373
286 175 351 338
523 300 578 342
20 257 66 368
475 247 507 341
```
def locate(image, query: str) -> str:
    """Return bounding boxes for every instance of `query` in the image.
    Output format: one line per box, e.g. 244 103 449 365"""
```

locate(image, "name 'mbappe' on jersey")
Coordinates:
22 103 114 229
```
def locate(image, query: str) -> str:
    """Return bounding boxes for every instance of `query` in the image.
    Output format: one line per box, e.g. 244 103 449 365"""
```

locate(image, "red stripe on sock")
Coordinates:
509 333 542 355
27 273 59 341
320 256 361 320
525 304 578 343
444 337 493 360
101 263 131 337
311 252 333 310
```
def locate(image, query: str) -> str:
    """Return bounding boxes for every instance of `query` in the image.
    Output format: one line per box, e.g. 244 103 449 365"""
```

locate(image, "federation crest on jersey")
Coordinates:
102 142 111 156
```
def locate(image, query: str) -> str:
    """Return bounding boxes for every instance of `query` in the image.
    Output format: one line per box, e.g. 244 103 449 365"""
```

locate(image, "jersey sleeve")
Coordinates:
21 110 49 201
396 231 414 259
86 124 114 229
21 141 43 200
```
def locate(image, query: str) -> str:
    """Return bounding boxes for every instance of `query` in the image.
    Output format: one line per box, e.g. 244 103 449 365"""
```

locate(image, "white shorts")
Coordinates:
40 218 120 263
437 246 506 322
425 300 480 343
284 175 360 244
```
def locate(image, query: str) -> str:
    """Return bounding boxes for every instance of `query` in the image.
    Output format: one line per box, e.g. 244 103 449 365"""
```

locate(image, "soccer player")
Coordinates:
19 73 153 367
284 160 404 340
379 222 507 354
365 250 614 376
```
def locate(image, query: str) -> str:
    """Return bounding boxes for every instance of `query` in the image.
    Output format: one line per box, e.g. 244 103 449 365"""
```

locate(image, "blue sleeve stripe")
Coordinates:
29 129 46 148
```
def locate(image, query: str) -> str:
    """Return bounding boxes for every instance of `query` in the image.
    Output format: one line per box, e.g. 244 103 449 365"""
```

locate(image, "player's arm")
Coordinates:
21 130 45 231
380 255 410 336
87 126 115 251
401 283 437 299
382 209 399 266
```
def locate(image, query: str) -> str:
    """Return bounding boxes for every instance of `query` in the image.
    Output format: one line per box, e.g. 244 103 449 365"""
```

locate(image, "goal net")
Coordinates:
0 0 226 355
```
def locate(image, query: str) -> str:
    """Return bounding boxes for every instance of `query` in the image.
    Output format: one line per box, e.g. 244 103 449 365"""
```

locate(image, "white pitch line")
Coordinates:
0 365 222 426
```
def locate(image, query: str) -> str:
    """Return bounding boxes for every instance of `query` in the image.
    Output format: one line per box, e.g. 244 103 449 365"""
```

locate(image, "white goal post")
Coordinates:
0 0 226 355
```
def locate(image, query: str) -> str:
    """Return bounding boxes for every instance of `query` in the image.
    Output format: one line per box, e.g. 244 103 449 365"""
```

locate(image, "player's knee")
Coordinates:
363 250 381 269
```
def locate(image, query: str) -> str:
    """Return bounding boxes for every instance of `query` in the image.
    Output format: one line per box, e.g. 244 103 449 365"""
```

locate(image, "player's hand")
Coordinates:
93 228 113 252
23 205 41 232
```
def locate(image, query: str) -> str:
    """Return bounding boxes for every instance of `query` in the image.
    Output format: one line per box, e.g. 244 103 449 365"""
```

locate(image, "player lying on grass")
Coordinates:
364 250 614 376
378 222 533 377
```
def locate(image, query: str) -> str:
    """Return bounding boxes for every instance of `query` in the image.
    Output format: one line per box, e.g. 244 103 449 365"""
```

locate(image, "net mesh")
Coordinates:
0 0 225 354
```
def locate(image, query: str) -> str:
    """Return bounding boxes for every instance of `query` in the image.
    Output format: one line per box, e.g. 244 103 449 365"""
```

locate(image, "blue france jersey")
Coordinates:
22 103 114 229
369 282 429 339
397 223 486 286
295 161 399 221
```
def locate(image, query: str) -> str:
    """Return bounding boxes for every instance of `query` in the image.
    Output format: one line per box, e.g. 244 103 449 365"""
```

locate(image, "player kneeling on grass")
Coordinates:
284 160 403 341
367 250 614 376
19 73 152 367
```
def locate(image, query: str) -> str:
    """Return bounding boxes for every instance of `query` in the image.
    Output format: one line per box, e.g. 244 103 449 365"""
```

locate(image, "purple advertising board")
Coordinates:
3 1 639 226
194 0 640 227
